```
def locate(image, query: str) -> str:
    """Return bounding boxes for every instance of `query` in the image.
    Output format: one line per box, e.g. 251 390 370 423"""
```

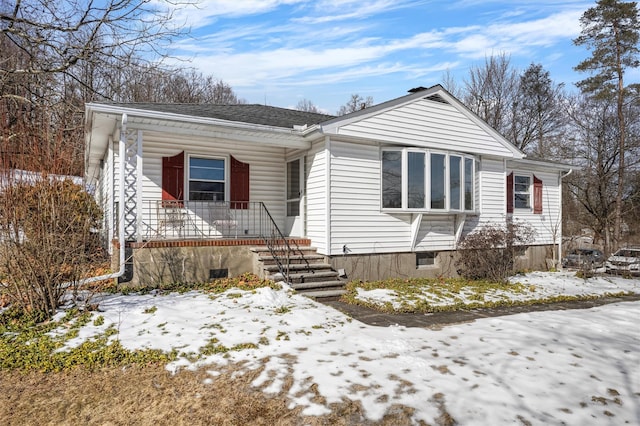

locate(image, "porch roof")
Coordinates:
94 102 335 129
84 103 334 182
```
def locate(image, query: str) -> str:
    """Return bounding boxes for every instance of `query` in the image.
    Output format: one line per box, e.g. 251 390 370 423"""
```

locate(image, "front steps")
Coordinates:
251 246 346 298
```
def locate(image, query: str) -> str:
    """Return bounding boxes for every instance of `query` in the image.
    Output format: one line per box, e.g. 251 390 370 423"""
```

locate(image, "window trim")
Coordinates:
513 173 532 211
187 154 229 202
381 147 476 213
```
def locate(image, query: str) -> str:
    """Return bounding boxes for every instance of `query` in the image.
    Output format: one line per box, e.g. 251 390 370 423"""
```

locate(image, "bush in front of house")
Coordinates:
0 176 106 320
456 220 535 282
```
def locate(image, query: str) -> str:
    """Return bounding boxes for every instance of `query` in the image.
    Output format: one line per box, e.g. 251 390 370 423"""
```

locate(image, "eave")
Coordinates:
85 103 314 181
508 157 580 173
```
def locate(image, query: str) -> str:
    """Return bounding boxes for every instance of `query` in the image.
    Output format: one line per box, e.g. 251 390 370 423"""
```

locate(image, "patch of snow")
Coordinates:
50 273 640 424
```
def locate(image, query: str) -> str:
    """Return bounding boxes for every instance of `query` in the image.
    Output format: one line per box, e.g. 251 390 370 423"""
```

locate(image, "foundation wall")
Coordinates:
113 241 555 286
111 243 262 287
329 245 554 282
130 245 258 287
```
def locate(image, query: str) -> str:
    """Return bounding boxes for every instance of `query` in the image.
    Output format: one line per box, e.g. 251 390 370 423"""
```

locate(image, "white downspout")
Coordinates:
558 168 573 270
61 114 128 288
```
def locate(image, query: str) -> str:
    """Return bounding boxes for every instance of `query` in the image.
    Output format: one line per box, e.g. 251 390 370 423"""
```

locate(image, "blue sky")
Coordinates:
164 0 629 114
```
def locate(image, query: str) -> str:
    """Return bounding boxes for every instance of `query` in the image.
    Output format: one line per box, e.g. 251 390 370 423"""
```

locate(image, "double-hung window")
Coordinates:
513 175 531 209
381 148 476 212
188 157 226 201
507 172 543 214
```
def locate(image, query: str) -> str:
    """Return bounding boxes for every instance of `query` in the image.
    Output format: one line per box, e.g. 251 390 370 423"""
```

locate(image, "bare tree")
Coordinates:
337 93 374 115
565 94 620 253
0 0 194 174
111 66 246 104
295 98 320 113
440 69 462 98
463 53 519 138
0 0 190 82
1 0 249 175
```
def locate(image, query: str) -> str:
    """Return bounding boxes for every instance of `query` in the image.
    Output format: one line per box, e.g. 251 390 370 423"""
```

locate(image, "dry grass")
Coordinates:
0 363 427 425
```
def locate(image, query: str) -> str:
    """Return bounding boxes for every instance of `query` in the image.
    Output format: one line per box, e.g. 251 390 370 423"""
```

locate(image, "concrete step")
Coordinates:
299 289 347 299
258 254 326 265
251 246 318 256
263 263 332 273
269 270 339 284
290 280 346 291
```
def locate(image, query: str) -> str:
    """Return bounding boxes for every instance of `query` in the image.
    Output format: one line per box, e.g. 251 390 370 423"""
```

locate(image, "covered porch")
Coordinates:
138 200 284 241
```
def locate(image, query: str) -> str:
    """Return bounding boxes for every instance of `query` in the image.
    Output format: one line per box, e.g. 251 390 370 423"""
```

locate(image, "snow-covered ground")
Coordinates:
352 270 640 310
57 272 640 424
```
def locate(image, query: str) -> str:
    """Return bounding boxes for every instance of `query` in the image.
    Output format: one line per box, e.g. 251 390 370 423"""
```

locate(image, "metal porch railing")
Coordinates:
139 200 311 283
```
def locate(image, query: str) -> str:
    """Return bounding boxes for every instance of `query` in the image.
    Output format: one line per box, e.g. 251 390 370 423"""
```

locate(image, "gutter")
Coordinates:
61 114 128 289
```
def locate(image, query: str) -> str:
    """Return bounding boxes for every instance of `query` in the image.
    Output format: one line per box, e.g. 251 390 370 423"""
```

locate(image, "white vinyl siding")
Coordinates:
462 158 506 237
329 140 412 254
326 142 554 255
459 160 562 246
414 216 456 251
305 140 328 253
131 130 287 232
478 158 505 218
335 98 516 157
510 169 561 245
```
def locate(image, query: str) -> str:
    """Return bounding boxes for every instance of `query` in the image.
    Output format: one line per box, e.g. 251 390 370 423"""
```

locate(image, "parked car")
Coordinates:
562 248 605 269
605 248 640 275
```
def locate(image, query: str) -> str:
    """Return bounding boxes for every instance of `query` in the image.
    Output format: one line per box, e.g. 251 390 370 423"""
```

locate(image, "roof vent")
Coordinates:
424 94 448 104
408 86 428 93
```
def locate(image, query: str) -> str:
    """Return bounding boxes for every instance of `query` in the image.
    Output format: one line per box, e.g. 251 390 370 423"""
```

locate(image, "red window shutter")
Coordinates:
533 175 543 214
162 151 184 206
230 155 249 209
506 172 514 213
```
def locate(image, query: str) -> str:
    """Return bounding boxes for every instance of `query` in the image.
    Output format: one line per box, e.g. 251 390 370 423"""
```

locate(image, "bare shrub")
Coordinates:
456 221 536 282
0 176 105 319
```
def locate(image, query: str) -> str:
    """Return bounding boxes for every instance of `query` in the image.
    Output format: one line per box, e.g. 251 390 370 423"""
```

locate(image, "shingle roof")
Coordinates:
100 103 336 129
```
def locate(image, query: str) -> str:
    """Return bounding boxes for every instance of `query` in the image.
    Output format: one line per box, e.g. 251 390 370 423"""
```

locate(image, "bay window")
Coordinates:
381 148 476 212
382 151 402 208
408 152 425 208
449 155 461 210
464 158 474 210
430 153 446 209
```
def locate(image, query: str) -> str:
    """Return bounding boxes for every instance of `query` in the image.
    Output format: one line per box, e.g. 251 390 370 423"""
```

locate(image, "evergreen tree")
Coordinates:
514 63 565 156
573 0 640 245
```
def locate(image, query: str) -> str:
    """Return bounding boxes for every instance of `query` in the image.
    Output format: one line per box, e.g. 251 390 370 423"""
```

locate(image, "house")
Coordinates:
84 85 572 290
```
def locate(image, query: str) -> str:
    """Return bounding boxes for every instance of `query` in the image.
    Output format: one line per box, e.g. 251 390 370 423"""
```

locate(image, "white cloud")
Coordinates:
176 7 583 90
161 1 594 108
294 0 424 24
427 10 584 59
164 0 308 29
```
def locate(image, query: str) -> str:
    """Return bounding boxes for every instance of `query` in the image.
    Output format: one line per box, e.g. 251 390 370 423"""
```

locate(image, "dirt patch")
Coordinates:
0 364 419 425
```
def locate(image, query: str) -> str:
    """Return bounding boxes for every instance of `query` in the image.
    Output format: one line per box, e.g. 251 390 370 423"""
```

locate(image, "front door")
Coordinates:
285 157 304 237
